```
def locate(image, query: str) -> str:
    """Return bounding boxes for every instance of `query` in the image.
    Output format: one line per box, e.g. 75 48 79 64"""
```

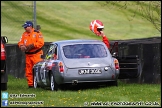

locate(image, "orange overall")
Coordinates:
18 28 44 87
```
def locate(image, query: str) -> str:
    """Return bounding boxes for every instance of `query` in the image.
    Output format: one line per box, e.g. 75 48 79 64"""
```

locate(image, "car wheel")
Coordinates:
33 73 40 88
50 73 58 91
33 74 38 89
1 83 7 91
111 81 118 86
107 81 118 87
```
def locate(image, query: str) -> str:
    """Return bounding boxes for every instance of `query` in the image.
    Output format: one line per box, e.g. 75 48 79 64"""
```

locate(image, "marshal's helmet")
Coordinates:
89 20 104 36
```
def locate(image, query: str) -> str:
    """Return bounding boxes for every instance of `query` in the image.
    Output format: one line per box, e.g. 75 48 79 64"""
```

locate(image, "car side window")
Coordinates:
45 44 57 60
53 46 58 60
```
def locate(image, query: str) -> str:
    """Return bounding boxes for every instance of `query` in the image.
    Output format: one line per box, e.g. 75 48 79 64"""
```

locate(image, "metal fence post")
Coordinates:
33 1 37 29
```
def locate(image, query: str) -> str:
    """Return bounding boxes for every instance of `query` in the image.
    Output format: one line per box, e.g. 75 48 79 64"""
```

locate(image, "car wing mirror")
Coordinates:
41 54 45 59
1 36 8 44
112 52 118 57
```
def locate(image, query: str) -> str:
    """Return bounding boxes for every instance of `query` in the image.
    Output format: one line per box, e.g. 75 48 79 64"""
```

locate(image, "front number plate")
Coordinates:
78 69 102 75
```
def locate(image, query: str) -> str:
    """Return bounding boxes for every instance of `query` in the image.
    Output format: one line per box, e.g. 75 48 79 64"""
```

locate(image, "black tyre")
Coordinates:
110 81 118 86
1 83 7 91
50 73 58 91
107 81 118 87
112 81 118 86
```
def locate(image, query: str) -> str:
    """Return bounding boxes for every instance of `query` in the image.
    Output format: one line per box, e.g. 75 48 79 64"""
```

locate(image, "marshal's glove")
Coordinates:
25 44 34 52
20 45 27 52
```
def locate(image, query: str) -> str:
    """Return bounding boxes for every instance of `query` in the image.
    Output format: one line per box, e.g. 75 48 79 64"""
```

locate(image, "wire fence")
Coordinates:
1 1 35 43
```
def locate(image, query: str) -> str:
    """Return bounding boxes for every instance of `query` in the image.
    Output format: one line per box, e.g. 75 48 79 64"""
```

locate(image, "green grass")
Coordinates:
1 75 161 107
1 1 161 44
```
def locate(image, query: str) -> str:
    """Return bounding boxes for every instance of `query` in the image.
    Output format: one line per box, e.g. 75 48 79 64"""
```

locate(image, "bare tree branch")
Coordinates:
102 1 161 33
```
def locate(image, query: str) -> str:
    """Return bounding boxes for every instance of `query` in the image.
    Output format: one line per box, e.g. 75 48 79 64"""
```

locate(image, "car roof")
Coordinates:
50 39 102 45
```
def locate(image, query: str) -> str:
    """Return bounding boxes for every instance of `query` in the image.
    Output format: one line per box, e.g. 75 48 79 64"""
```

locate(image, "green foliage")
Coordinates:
2 75 161 107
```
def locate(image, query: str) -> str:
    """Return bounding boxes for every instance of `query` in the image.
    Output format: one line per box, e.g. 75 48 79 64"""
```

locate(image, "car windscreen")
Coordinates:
63 44 108 59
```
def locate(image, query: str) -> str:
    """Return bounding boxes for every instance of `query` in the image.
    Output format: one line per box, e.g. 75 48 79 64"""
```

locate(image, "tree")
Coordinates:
100 1 161 33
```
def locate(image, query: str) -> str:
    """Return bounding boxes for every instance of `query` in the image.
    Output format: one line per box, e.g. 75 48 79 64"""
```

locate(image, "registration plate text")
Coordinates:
78 69 102 75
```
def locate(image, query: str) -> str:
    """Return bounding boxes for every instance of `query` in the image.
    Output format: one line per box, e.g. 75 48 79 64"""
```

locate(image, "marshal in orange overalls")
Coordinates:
18 26 44 87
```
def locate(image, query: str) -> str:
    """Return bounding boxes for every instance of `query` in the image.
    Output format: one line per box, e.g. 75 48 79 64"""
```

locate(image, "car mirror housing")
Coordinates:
41 54 45 59
1 36 8 44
